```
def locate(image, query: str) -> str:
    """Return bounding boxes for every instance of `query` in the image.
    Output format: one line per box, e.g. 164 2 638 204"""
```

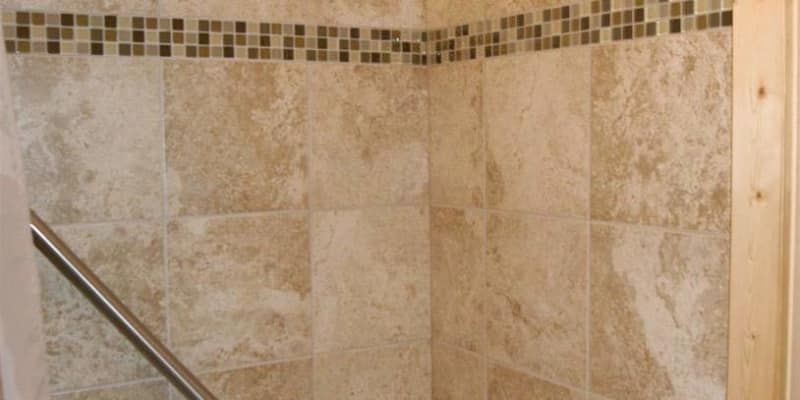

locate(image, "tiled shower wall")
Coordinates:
2 0 732 399
4 0 431 399
428 2 731 400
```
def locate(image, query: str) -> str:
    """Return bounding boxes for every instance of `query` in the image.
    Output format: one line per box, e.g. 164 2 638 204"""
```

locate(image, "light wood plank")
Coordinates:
729 2 792 400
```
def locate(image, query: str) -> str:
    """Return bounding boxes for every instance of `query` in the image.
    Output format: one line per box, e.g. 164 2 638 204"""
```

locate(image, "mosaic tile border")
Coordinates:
1 0 732 65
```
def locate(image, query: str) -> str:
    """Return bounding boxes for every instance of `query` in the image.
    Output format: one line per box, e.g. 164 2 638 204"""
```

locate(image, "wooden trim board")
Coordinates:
729 1 793 399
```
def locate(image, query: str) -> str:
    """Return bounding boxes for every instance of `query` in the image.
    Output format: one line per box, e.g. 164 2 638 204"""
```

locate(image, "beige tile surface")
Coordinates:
165 60 307 217
200 359 312 400
485 0 574 19
314 341 432 400
488 364 583 400
9 56 162 225
485 49 591 217
426 0 486 27
52 381 168 400
160 0 317 21
431 207 484 352
486 212 587 388
432 344 484 400
590 223 729 400
323 0 425 28
168 213 311 371
37 222 165 391
312 207 430 352
309 65 428 209
0 0 156 13
430 62 484 208
591 31 732 233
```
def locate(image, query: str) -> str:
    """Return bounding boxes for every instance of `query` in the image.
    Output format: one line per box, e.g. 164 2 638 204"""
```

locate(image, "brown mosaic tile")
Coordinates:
2 0 732 65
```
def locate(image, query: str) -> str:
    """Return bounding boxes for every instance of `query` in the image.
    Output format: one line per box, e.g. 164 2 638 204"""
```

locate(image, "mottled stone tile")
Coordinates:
426 0 486 27
168 213 311 371
430 62 484 208
323 0 425 28
485 49 590 217
486 212 587 388
165 60 307 217
485 0 572 19
309 65 428 209
432 207 484 352
200 359 312 400
432 344 484 400
0 0 156 13
314 341 432 400
160 0 319 23
36 222 165 391
312 207 430 352
488 364 583 400
590 31 732 233
9 57 162 225
52 381 168 400
590 223 729 400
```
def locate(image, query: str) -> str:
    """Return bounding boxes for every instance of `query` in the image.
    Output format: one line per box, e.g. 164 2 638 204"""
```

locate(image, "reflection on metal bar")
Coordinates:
29 210 218 400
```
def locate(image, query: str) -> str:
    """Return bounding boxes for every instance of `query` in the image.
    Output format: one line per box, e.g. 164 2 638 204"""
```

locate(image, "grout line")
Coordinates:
425 56 435 400
480 53 490 400
305 62 317 400
50 377 166 396
585 44 593 398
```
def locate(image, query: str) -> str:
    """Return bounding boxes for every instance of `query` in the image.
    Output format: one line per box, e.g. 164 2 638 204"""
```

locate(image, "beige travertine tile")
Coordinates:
323 0 425 28
168 213 311 371
486 212 587 388
432 344 484 400
590 223 729 400
36 222 165 391
309 64 428 209
165 60 307 217
426 0 486 27
485 0 575 20
431 207 484 352
160 0 319 23
9 56 162 225
312 207 430 352
590 31 732 233
314 341 432 400
0 0 156 13
430 62 484 208
484 49 590 217
200 359 312 400
52 381 168 400
488 364 583 400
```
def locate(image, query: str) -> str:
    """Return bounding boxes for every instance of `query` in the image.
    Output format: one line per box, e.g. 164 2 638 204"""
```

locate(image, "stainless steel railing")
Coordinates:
29 210 218 400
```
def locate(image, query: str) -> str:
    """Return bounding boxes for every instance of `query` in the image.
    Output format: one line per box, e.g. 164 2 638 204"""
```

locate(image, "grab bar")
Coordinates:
29 210 218 400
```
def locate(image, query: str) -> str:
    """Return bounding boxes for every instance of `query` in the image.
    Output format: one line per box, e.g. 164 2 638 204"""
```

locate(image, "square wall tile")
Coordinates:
168 213 311 371
309 65 428 209
486 212 587 388
165 60 308 217
324 0 425 28
9 57 162 225
430 62 484 208
433 344 484 400
53 381 168 400
590 223 729 400
199 360 312 400
37 222 165 391
312 207 430 352
314 341 432 400
488 364 583 400
426 0 486 27
485 49 590 217
160 0 318 23
432 207 485 352
591 31 732 233
0 0 156 14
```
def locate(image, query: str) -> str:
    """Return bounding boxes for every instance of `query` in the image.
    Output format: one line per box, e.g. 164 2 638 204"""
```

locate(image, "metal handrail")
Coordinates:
29 210 218 400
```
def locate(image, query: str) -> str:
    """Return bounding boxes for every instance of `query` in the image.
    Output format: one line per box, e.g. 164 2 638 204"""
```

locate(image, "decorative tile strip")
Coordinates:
0 10 429 65
425 0 733 64
1 0 732 65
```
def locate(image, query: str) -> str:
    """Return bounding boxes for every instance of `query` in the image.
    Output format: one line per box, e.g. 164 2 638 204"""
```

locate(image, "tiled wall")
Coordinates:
428 2 731 400
3 0 732 399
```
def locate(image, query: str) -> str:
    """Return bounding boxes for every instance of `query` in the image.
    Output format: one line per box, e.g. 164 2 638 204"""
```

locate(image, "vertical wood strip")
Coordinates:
729 1 792 399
